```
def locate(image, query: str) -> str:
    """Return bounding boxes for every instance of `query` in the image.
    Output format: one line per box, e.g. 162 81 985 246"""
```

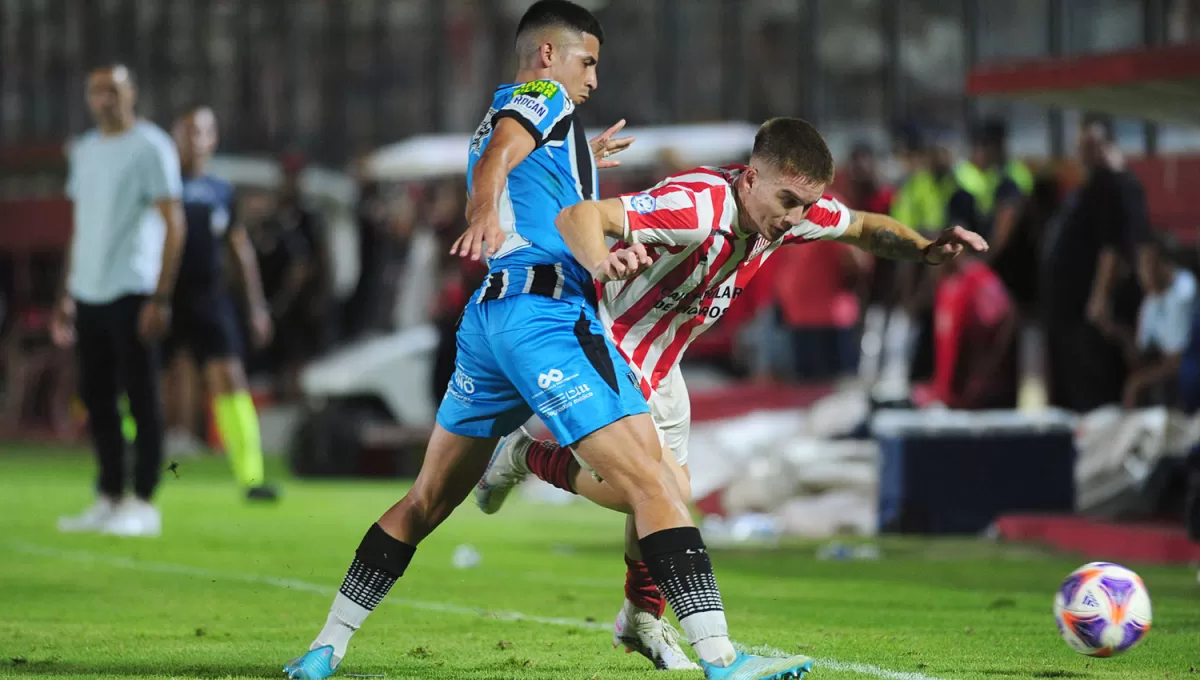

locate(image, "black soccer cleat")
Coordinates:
247 484 280 502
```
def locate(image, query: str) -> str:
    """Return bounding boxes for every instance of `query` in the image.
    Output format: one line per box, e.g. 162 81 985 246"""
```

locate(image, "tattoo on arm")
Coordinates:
867 227 923 261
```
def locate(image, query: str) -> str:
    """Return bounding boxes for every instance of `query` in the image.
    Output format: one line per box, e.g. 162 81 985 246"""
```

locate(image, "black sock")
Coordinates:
338 523 416 610
638 526 729 649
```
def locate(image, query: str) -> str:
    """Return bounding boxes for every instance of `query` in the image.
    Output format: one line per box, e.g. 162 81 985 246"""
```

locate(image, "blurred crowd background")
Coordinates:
3 0 1200 450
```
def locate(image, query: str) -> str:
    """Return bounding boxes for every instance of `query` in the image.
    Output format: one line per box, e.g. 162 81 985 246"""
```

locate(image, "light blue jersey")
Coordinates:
438 78 647 445
467 79 599 303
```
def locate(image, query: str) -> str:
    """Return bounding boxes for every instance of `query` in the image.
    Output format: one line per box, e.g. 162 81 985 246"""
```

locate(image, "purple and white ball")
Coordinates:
1053 562 1153 657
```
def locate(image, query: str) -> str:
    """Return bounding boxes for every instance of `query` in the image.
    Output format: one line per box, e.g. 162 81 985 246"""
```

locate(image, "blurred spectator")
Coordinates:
249 154 333 399
931 254 1018 410
846 142 895 215
429 228 487 407
1042 113 1149 412
770 239 866 382
969 117 1032 249
847 142 896 385
873 126 983 402
1 253 74 435
342 157 409 342
1102 233 1196 409
991 173 1060 316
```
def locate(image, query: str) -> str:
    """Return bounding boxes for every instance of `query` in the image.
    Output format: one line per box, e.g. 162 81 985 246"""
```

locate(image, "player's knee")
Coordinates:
205 358 246 394
606 453 678 508
390 487 457 542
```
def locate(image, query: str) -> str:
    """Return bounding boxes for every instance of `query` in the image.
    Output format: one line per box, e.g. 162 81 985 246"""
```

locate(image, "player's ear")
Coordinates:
743 166 757 189
538 41 554 69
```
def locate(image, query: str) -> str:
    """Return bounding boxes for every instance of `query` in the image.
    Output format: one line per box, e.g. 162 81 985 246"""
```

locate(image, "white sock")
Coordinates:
690 628 738 667
312 592 369 666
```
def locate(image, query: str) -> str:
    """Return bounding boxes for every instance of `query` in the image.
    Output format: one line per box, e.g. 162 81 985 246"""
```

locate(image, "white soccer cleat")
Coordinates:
473 427 534 515
57 496 118 533
614 599 701 671
101 498 162 537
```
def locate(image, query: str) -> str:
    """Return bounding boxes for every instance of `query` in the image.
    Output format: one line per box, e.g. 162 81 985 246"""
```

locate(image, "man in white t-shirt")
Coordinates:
1104 234 1197 408
51 64 187 537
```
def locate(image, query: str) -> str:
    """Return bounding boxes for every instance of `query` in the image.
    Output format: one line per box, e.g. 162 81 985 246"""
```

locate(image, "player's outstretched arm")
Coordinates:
556 199 649 282
452 118 537 261
837 211 988 264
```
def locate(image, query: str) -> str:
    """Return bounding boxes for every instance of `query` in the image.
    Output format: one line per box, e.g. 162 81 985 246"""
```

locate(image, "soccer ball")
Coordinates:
1053 562 1152 657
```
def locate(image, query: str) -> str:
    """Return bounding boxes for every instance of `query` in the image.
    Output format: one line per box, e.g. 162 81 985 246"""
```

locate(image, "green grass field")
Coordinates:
1 448 1198 680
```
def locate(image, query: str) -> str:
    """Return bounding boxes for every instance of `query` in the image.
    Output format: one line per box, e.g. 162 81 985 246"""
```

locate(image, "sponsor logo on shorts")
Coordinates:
630 193 656 214
537 368 565 389
509 94 548 124
532 368 593 418
538 383 593 418
446 365 476 404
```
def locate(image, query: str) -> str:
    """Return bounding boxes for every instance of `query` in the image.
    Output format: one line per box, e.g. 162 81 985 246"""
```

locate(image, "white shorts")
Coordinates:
572 364 691 480
647 364 691 466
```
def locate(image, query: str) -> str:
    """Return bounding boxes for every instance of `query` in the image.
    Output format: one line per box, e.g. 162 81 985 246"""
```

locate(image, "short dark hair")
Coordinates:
970 117 1007 149
1082 112 1115 141
751 117 835 184
516 0 604 45
90 63 135 86
892 121 927 154
174 101 212 122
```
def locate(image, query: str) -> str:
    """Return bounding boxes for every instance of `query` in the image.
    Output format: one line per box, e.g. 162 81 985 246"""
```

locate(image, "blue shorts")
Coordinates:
436 295 649 445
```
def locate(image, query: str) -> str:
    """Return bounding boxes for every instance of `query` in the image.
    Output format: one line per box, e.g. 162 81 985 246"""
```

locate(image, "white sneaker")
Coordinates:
101 498 162 537
473 427 534 514
613 599 700 671
57 496 119 533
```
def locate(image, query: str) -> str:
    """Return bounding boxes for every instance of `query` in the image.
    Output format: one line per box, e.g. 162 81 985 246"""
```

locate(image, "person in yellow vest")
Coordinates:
967 118 1044 409
870 126 982 403
968 118 1032 251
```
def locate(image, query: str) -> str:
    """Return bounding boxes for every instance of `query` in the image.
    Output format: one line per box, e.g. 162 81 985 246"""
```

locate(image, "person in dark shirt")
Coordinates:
970 118 1031 246
992 174 1059 316
1042 113 1149 412
165 104 277 501
341 177 395 342
254 154 333 399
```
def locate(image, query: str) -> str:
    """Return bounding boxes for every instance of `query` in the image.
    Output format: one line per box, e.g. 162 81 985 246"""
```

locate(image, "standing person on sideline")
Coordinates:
1042 113 1150 411
165 104 278 501
52 64 186 537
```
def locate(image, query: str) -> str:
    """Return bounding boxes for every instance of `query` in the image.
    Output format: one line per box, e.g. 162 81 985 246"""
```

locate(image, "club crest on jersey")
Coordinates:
631 193 656 214
749 236 771 259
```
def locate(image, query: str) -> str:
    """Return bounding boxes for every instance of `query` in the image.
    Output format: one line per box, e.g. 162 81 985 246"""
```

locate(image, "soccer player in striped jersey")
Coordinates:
475 117 989 671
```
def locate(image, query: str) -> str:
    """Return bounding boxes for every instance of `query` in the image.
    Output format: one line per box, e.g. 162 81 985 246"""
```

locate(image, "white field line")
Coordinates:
7 542 956 680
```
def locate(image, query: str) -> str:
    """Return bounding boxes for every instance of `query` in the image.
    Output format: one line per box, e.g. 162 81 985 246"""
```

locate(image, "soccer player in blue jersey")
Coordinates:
285 3 814 678
168 105 277 501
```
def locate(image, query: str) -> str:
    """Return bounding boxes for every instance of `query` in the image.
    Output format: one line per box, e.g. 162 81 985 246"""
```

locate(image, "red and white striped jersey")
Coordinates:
598 165 852 395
